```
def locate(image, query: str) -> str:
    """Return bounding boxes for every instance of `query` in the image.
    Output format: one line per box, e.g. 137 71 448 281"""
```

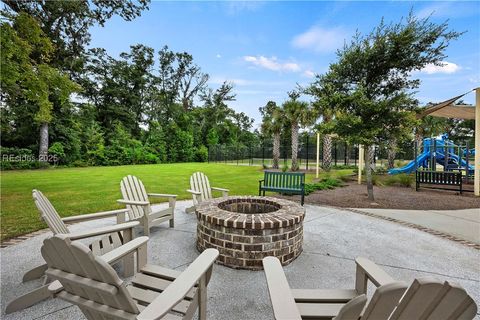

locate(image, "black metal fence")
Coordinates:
208 135 416 169
208 138 359 169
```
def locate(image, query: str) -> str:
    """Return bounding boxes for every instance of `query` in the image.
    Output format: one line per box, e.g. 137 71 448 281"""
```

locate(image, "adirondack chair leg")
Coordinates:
122 228 135 277
198 273 208 320
221 190 228 197
5 284 52 314
137 242 148 271
355 264 368 294
185 205 196 214
169 198 175 228
22 264 48 282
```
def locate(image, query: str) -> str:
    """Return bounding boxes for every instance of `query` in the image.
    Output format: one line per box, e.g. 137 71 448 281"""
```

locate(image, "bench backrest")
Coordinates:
264 171 305 189
120 175 152 220
190 172 212 201
33 190 70 234
42 235 139 319
416 171 462 186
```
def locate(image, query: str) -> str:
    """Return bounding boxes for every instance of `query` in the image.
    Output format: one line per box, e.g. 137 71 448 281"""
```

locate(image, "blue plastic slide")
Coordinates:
388 135 474 175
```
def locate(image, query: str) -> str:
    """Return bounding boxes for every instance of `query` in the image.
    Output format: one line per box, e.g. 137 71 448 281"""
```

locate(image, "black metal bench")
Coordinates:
259 171 305 205
415 170 462 194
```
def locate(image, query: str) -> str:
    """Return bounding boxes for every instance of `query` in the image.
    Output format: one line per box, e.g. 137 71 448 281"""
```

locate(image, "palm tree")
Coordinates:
283 91 316 171
259 101 283 169
305 73 336 171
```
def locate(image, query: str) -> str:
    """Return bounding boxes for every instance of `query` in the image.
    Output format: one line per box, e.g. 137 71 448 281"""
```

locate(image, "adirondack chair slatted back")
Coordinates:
33 190 69 234
359 282 408 320
41 236 140 318
120 175 151 220
389 278 477 320
190 172 212 201
264 171 304 189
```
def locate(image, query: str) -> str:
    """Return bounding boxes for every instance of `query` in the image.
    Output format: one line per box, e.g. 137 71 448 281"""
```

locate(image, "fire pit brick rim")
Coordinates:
195 196 305 230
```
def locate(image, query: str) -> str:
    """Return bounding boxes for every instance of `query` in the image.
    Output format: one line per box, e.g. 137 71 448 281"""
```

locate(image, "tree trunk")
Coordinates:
291 123 299 171
272 131 280 169
322 134 332 171
39 122 49 162
345 143 350 166
387 139 397 170
366 145 375 201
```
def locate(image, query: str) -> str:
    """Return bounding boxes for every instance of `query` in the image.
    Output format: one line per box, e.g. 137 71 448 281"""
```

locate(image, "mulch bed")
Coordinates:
280 182 480 210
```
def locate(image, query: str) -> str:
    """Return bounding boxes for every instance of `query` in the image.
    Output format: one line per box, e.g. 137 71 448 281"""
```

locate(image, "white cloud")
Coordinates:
303 70 315 78
209 76 289 87
216 54 222 58
291 26 348 53
243 55 301 72
421 61 461 74
224 1 264 15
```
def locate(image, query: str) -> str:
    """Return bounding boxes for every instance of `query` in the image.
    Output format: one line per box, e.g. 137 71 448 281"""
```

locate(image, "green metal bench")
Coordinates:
259 171 305 205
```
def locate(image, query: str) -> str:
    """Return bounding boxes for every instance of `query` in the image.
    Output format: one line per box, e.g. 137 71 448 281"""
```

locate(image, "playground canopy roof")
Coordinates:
419 92 475 120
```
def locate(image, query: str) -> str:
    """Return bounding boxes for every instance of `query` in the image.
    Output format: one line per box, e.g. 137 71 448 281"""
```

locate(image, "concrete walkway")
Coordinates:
1 201 479 320
354 208 480 244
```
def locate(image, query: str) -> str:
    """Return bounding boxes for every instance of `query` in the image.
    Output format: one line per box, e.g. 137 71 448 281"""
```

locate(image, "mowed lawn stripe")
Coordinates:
1 163 267 240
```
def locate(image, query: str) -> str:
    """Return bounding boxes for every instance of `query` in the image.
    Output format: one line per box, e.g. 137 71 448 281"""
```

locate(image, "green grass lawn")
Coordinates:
1 163 352 240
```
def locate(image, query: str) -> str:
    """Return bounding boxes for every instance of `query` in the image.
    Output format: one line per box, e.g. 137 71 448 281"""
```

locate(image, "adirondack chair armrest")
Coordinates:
116 199 150 206
211 187 229 192
61 208 130 223
262 256 302 320
101 236 149 265
65 221 139 241
47 280 64 295
137 249 219 320
147 193 177 198
186 189 202 195
355 257 395 290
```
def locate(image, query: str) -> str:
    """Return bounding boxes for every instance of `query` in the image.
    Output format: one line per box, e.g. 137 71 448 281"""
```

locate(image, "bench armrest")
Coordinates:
61 209 130 223
186 189 202 195
117 199 150 206
137 249 219 320
65 221 139 241
211 187 229 192
262 257 302 320
355 257 395 293
147 193 177 199
101 236 149 265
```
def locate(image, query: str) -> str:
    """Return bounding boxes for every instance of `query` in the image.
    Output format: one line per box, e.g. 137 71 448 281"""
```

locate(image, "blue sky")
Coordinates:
89 1 480 128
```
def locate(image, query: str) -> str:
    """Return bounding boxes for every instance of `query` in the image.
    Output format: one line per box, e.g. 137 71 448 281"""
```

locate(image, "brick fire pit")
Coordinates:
196 196 305 270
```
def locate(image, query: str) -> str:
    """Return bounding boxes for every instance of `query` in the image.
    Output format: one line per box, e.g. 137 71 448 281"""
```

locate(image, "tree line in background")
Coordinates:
1 0 257 169
260 12 473 201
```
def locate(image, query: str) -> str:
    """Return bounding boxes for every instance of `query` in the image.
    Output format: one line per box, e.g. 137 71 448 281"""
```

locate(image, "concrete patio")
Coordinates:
1 200 479 320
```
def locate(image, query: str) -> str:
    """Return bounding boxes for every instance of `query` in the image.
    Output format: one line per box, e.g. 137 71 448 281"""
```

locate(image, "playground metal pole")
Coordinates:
316 132 320 179
358 145 364 184
306 134 309 171
465 141 469 183
414 140 418 171
474 87 479 196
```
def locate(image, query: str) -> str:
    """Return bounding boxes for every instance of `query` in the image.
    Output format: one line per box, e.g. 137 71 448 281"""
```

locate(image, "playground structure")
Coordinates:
356 88 479 196
388 134 475 177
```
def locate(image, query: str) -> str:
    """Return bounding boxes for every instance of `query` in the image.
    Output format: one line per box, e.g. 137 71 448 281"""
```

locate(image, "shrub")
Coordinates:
48 142 65 164
304 178 343 195
194 145 208 162
282 165 289 172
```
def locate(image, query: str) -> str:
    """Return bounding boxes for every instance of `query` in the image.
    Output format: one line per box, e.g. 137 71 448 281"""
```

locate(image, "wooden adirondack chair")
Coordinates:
5 189 140 314
42 234 219 320
263 256 477 320
185 172 229 213
118 175 177 236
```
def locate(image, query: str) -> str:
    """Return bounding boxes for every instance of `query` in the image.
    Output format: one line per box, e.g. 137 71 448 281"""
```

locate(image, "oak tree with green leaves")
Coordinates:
1 13 80 161
317 12 461 200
